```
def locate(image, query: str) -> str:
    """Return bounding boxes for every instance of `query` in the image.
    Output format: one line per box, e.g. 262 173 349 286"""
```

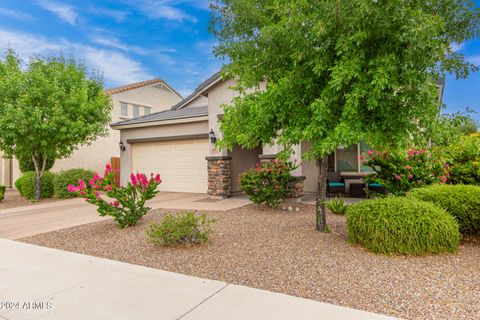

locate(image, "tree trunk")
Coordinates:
315 156 329 232
34 174 41 201
32 155 48 202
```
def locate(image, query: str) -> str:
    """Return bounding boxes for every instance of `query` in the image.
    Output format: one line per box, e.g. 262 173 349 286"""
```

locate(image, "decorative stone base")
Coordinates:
206 156 232 198
287 176 306 199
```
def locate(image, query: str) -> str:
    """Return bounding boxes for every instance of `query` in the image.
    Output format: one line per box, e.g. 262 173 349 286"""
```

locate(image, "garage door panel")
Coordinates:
132 139 208 193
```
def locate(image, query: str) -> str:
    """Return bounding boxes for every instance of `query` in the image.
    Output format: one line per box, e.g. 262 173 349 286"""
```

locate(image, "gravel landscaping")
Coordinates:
21 204 480 320
0 189 60 210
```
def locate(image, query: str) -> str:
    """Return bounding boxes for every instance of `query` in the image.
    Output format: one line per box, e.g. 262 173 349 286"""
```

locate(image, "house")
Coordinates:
0 78 182 188
111 73 445 197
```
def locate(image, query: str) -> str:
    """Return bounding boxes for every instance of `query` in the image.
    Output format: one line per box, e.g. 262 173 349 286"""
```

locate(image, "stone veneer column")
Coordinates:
206 156 232 198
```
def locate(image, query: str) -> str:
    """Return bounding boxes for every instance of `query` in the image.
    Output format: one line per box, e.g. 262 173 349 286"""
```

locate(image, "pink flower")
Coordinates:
408 174 414 180
154 174 161 183
93 173 101 181
404 165 412 170
440 176 447 183
394 174 401 181
104 164 112 175
78 179 87 190
79 191 85 196
104 185 113 192
367 150 373 156
130 173 138 186
110 201 119 207
255 163 260 167
89 178 96 188
67 184 78 193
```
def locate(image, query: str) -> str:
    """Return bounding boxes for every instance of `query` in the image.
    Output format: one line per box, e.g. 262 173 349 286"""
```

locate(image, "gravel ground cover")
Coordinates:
0 189 60 210
21 204 480 320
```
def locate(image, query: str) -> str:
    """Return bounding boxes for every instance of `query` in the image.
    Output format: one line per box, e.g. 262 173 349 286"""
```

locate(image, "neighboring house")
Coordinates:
111 73 445 197
0 79 182 188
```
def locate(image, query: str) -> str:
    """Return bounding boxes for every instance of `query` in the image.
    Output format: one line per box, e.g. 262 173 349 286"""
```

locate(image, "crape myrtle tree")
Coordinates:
210 0 480 231
0 51 112 201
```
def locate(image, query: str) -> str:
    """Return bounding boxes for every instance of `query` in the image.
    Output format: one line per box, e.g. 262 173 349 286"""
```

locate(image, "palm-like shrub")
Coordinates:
347 196 460 255
409 184 480 235
326 196 349 215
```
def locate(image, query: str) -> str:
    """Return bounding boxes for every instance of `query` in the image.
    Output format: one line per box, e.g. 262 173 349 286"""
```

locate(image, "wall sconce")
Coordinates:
119 140 126 152
209 129 217 143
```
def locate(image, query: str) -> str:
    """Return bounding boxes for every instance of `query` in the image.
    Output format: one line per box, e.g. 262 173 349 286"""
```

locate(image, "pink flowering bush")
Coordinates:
68 164 161 228
239 160 297 208
362 148 448 196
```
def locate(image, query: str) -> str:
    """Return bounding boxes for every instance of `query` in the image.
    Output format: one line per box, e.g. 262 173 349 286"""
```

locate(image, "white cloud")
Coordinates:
451 42 465 52
122 0 198 22
90 36 150 55
89 7 130 22
36 0 77 25
0 29 153 85
0 7 33 20
466 55 480 66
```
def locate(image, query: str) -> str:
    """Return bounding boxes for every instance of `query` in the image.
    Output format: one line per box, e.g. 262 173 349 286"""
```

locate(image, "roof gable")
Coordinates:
105 79 182 98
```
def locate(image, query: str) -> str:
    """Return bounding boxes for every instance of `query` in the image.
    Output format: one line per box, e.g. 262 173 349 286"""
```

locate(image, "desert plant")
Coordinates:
240 160 297 208
147 211 215 246
347 196 460 255
68 164 161 228
54 168 94 199
0 185 6 202
325 196 349 215
409 184 480 235
15 171 55 201
362 148 448 196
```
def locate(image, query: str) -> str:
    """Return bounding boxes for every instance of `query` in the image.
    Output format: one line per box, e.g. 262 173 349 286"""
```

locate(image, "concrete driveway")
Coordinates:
0 192 250 240
0 239 396 320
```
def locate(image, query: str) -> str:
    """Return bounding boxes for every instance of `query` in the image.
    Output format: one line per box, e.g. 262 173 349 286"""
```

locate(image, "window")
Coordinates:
144 107 151 115
360 142 374 172
336 144 358 172
133 105 140 118
120 103 128 117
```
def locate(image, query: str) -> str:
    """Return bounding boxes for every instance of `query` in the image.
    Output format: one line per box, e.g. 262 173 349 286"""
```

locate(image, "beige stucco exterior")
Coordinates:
5 80 182 188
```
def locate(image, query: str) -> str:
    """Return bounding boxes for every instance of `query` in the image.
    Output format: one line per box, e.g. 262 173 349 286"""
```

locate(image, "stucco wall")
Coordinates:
48 83 182 177
182 95 208 108
118 120 209 185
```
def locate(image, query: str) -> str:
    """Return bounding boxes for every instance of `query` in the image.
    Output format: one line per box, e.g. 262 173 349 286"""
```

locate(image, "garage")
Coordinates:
131 138 209 193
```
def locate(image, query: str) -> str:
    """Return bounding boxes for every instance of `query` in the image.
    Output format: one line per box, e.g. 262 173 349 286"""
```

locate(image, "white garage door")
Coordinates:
132 138 209 193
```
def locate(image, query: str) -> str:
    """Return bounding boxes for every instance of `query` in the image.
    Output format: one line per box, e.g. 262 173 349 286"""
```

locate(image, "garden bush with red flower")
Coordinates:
239 160 297 208
68 164 161 228
362 148 448 196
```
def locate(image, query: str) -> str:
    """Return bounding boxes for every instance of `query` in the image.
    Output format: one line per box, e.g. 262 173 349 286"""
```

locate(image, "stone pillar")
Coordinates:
206 156 232 198
287 176 306 199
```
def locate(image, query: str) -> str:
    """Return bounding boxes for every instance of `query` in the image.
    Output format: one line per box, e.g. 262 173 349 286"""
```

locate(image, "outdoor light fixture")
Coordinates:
209 129 217 143
119 140 126 151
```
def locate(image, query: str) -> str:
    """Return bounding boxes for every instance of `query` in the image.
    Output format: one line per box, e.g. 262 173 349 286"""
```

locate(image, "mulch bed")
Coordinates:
21 204 480 320
0 189 61 210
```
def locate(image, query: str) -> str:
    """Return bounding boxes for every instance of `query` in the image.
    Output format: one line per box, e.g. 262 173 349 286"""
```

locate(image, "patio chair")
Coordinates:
327 172 345 196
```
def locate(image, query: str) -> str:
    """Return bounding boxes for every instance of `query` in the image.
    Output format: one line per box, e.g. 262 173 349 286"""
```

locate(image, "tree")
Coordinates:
210 0 480 231
0 51 112 201
430 111 478 146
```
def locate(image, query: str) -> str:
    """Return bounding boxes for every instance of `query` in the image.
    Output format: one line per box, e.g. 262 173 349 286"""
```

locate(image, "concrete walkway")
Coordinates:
0 239 396 320
0 192 251 240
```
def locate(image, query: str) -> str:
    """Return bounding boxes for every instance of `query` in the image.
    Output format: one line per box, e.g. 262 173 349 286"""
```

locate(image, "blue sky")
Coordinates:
0 0 478 123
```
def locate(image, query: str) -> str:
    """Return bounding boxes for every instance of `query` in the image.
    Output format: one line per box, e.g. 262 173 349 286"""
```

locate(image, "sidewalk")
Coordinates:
0 192 251 240
0 239 397 320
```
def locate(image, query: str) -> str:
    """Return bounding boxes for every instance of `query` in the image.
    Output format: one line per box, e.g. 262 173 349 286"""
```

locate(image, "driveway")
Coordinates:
0 192 251 240
0 238 396 320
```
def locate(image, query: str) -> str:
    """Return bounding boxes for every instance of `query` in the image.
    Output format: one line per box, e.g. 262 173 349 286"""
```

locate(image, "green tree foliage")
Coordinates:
210 0 480 231
0 51 112 200
430 111 478 146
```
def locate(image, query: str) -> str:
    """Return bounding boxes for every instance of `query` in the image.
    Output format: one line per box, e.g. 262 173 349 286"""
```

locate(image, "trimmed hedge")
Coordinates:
347 196 460 255
409 184 480 235
53 169 94 199
0 185 6 202
15 171 55 200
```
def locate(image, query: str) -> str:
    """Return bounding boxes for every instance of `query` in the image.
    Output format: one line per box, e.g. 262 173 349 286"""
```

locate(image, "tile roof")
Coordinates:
105 78 181 97
171 72 221 110
111 105 208 128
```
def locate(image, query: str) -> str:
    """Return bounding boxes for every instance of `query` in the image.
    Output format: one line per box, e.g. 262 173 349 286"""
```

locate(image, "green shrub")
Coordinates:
409 184 480 235
347 196 460 255
0 185 6 202
15 171 55 200
17 154 55 173
240 160 297 208
54 168 94 198
326 196 349 215
147 211 215 246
